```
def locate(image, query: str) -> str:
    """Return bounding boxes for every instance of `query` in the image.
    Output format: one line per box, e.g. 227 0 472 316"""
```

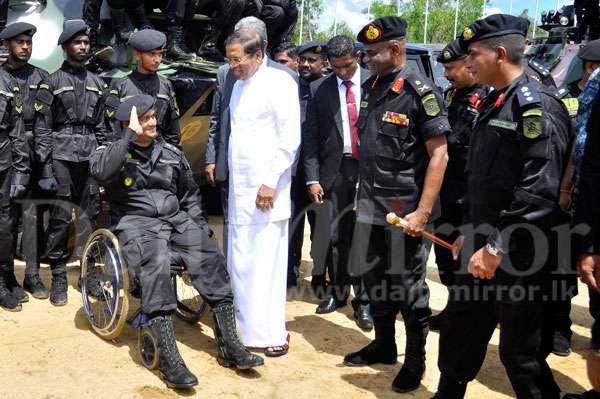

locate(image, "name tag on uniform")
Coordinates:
488 119 517 131
382 111 410 126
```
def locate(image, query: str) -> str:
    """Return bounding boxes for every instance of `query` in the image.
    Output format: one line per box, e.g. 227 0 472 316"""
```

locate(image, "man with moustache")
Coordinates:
435 15 570 398
343 16 449 394
273 42 299 73
429 38 489 331
1 22 52 301
33 20 108 306
105 29 181 146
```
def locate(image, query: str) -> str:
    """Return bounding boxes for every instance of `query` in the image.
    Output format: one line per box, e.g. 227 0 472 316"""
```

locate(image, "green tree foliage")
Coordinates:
292 0 324 43
363 0 486 44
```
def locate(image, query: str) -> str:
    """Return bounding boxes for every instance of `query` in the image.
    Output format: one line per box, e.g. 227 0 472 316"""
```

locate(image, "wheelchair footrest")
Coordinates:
127 308 150 329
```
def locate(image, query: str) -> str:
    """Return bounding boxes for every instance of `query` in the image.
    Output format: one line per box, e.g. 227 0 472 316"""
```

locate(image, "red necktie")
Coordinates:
343 80 359 159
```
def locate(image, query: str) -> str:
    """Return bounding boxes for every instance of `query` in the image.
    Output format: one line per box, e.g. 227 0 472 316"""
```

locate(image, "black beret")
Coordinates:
58 19 89 45
297 40 327 56
459 14 528 51
129 29 166 52
437 38 467 63
579 40 600 61
0 22 36 40
116 94 156 122
357 16 407 44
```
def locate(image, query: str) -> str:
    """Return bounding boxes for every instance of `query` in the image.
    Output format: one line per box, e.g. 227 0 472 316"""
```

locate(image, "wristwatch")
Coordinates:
485 243 502 257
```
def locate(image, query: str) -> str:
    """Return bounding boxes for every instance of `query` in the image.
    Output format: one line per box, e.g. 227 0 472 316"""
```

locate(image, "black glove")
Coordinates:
10 185 27 199
38 176 57 192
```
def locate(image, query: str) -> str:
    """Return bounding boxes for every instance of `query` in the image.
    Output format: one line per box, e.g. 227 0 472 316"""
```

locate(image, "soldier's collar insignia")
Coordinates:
124 177 134 187
365 24 382 43
391 78 404 93
462 27 474 41
34 103 43 112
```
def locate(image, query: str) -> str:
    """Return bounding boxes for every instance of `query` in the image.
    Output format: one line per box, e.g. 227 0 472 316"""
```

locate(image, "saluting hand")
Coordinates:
129 105 143 136
468 246 502 280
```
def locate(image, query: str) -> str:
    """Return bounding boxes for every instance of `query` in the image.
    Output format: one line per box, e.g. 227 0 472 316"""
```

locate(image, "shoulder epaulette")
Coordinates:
516 84 541 108
528 60 551 77
404 72 433 97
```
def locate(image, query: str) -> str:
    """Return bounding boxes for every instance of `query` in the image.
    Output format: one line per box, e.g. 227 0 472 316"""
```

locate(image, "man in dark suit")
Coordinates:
204 16 297 250
303 35 373 330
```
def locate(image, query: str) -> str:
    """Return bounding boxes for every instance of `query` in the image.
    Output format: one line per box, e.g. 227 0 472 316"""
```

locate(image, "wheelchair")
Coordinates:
80 228 208 369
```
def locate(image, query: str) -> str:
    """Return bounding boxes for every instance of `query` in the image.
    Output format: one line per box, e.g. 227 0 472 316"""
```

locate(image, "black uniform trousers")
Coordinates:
0 168 13 273
316 159 368 303
351 222 431 329
44 160 100 274
120 219 233 315
439 265 561 398
590 288 600 349
12 166 49 275
0 0 7 32
83 0 144 29
433 203 463 287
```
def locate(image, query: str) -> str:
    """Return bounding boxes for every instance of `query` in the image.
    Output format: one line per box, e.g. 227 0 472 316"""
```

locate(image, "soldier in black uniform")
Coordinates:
0 57 28 311
429 38 488 331
105 29 181 147
145 0 196 60
33 20 108 307
82 0 152 46
90 95 263 389
565 40 600 99
296 40 328 291
343 17 450 394
1 22 52 301
526 58 556 87
435 15 571 398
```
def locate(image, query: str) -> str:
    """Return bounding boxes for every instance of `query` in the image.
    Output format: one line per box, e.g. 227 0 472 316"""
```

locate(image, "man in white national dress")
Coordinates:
225 28 300 357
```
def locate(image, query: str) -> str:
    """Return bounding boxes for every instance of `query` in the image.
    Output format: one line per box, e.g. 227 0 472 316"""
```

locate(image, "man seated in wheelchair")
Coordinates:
90 94 263 389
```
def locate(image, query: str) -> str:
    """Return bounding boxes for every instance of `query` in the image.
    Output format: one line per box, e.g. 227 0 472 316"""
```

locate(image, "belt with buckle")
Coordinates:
342 153 355 160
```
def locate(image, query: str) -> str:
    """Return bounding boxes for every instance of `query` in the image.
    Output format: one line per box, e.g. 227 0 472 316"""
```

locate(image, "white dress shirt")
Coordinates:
337 67 362 154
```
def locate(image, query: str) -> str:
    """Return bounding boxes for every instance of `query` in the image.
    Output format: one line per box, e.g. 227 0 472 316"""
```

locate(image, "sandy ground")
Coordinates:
0 216 595 399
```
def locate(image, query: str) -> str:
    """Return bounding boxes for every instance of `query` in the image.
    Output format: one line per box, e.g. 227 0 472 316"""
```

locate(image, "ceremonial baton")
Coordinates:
386 212 461 254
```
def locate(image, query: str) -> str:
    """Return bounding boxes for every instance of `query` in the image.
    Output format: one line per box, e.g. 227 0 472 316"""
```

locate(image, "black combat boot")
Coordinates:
167 26 194 61
78 263 104 299
212 303 264 370
0 272 21 311
109 7 132 43
196 26 225 61
128 4 153 30
344 316 397 366
392 327 427 393
432 374 468 398
23 271 50 300
49 272 68 306
149 315 198 389
5 267 28 303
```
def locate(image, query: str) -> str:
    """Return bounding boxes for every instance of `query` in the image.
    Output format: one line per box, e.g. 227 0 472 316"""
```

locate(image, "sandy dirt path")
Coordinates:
0 218 594 398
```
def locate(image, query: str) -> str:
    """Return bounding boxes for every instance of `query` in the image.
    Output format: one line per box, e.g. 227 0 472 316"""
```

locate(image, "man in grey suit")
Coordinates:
303 35 372 330
204 16 297 249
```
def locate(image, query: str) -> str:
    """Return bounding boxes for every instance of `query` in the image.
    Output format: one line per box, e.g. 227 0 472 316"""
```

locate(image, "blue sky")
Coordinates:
317 0 570 36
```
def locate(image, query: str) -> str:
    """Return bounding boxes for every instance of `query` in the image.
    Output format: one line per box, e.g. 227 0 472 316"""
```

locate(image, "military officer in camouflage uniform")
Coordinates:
1 22 52 301
435 15 571 398
105 29 181 147
343 17 450 394
429 38 489 331
33 20 108 306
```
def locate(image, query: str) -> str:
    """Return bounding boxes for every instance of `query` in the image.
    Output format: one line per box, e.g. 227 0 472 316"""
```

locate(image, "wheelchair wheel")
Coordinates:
81 228 130 340
172 273 208 323
138 326 160 370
